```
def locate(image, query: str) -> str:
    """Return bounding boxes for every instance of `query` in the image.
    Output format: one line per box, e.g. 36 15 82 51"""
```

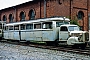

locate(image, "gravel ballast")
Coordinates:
0 42 89 60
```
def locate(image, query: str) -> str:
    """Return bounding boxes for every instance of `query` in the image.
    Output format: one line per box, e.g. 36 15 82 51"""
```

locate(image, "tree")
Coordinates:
66 16 79 26
70 19 79 26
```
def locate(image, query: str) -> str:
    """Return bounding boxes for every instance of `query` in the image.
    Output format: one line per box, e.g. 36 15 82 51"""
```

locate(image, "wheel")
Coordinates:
26 41 30 45
72 44 79 49
80 43 87 49
46 41 59 46
46 41 52 46
0 37 2 41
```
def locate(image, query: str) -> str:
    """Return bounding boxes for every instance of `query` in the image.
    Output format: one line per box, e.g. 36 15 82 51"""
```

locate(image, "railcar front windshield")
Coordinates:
56 21 69 27
68 26 80 31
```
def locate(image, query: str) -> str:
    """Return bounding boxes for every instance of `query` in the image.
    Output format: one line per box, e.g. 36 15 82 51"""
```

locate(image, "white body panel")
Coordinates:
8 31 14 39
13 31 20 40
3 28 59 41
4 31 8 39
59 31 69 40
21 31 26 40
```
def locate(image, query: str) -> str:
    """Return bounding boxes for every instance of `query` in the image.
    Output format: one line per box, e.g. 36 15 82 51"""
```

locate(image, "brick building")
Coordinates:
0 0 90 31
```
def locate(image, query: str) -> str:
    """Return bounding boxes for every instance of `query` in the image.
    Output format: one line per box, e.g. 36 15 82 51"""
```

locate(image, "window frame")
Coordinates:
20 11 25 21
77 11 84 20
29 10 35 20
60 26 68 31
3 15 7 21
34 23 41 29
42 22 52 29
26 24 33 30
14 25 19 30
9 14 13 23
20 24 26 30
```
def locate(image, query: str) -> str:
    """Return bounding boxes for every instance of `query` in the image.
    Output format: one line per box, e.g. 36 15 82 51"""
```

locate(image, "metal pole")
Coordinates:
63 17 65 24
70 0 72 19
88 14 90 30
44 0 46 18
13 7 16 22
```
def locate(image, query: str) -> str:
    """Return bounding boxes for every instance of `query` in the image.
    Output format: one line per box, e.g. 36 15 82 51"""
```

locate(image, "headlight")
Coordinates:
68 32 71 37
78 37 81 42
78 35 82 42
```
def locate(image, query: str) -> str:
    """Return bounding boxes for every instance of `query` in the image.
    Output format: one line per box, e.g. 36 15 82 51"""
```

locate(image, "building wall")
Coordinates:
46 0 70 17
16 1 41 21
0 8 15 23
71 0 88 31
0 0 89 31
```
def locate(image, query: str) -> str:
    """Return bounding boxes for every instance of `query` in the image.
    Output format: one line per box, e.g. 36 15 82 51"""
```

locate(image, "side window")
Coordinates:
60 26 68 31
4 26 8 30
34 24 41 29
26 24 33 29
42 22 52 29
0 24 2 29
64 21 69 24
9 26 13 30
56 21 63 27
20 24 25 30
14 25 19 30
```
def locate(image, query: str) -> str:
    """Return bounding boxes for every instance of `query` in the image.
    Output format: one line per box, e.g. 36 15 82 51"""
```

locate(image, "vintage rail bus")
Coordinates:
0 21 6 39
3 17 89 48
3 17 69 41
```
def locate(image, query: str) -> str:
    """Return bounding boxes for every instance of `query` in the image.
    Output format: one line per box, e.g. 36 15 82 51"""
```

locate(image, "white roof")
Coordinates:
0 21 6 23
60 24 78 27
5 17 70 26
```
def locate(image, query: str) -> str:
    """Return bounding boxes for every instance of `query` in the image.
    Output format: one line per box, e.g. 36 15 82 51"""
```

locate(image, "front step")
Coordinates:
19 40 26 43
0 39 7 42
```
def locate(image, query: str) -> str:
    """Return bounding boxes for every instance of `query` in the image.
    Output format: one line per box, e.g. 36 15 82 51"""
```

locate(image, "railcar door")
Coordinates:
13 25 20 40
20 24 26 40
59 26 69 40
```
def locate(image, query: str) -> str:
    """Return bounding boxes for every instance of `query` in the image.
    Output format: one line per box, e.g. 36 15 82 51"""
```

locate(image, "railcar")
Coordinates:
3 17 89 48
3 17 69 41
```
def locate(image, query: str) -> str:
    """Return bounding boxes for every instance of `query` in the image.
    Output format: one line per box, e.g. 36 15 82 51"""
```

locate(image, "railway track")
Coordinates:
29 44 90 55
0 40 90 55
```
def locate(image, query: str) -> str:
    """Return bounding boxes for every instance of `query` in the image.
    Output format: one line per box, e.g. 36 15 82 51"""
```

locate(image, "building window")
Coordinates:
29 10 35 20
20 11 25 21
58 0 62 4
77 11 84 20
3 15 7 21
9 14 13 23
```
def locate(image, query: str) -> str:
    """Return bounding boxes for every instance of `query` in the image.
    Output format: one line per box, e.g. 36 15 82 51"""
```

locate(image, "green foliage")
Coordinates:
70 20 79 26
66 16 79 26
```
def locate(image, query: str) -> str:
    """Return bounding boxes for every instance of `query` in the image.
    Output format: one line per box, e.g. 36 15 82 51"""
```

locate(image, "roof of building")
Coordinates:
0 0 40 11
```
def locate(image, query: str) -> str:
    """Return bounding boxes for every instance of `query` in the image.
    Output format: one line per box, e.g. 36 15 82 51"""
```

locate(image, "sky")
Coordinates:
0 0 33 10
